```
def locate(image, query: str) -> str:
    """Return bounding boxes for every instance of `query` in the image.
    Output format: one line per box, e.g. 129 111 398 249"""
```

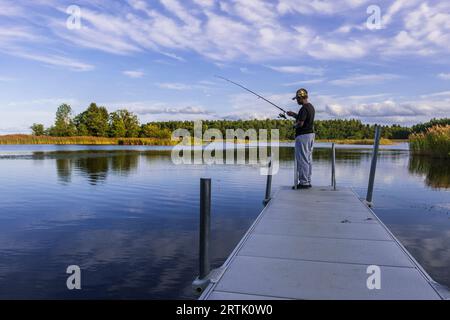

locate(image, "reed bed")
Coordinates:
1 135 398 146
409 125 450 158
317 138 395 145
0 135 176 146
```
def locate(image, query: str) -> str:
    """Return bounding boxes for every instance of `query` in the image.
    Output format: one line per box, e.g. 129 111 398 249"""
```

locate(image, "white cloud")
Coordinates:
51 9 143 55
221 0 278 26
23 0 365 63
192 0 214 9
318 94 450 125
0 76 15 82
222 111 273 121
0 0 24 17
1 0 449 128
133 105 212 115
329 74 401 86
334 23 366 34
159 51 186 62
267 65 324 76
239 67 250 74
385 2 450 56
2 0 450 66
160 0 202 32
6 97 79 108
283 79 326 86
382 0 421 27
308 38 368 60
156 82 211 91
0 27 42 44
123 70 144 78
420 91 450 98
0 126 30 135
437 73 450 80
220 89 449 125
94 99 216 121
9 50 94 71
157 83 193 90
277 0 369 15
325 100 421 117
225 92 295 120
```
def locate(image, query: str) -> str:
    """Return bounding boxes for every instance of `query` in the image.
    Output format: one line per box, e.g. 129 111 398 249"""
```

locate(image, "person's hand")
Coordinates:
287 111 297 117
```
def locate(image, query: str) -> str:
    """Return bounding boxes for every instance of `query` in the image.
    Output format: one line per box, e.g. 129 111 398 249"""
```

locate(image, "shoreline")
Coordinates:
0 135 405 146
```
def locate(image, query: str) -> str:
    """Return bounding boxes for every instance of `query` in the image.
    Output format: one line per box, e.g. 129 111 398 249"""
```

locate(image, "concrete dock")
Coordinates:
200 186 445 300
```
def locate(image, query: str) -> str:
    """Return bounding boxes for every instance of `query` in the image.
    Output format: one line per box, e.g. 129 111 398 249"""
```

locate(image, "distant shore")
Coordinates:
0 135 176 146
0 134 403 146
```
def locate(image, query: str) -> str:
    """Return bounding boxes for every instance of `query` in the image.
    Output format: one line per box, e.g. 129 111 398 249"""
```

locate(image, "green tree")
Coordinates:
76 123 89 136
109 113 126 137
50 104 77 136
141 123 172 139
30 123 45 136
109 109 140 137
75 103 110 137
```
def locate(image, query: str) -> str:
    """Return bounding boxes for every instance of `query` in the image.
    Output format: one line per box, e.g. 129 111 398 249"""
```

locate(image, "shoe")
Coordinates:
293 184 312 189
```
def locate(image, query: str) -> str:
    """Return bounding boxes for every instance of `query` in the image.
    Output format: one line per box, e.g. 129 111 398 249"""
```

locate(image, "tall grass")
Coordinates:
409 125 450 158
0 135 176 146
0 134 398 146
317 138 395 145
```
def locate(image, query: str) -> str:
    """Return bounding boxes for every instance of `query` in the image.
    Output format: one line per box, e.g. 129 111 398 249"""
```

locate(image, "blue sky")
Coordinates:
0 0 449 134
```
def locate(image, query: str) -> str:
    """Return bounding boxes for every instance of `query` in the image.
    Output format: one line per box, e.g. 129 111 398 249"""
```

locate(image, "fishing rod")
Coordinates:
215 75 288 119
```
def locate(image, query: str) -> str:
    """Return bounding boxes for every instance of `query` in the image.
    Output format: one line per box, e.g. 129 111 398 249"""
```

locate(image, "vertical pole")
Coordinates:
366 125 381 205
294 156 298 189
199 178 211 279
331 143 336 190
263 158 272 205
293 143 298 189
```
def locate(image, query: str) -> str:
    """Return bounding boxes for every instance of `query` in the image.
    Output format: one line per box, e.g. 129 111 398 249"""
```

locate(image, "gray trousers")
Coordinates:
295 133 315 185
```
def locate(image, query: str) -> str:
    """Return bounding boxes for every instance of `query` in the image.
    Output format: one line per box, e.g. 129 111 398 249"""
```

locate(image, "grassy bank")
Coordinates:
0 135 176 146
409 125 450 158
316 138 397 145
0 135 400 146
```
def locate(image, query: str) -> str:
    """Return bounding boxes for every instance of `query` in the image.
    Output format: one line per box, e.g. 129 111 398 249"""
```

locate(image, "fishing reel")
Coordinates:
279 113 287 119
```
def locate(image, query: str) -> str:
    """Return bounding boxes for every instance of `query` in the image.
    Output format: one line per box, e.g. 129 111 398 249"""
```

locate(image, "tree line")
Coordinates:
30 103 172 139
30 103 449 140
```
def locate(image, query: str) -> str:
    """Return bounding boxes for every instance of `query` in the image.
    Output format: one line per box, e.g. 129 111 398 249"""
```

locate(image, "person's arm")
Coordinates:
286 111 297 119
294 108 307 128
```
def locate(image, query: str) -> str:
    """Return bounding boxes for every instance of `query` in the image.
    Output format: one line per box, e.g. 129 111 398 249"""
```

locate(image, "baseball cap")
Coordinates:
292 88 308 100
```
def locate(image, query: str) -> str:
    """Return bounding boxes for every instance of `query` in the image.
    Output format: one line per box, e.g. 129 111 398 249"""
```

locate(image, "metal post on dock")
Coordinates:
263 158 273 206
192 178 212 294
331 143 336 190
366 125 382 207
199 178 211 279
293 154 298 189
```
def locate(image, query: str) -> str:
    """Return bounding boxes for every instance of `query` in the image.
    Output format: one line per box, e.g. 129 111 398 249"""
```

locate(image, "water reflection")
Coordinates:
51 147 447 191
52 152 140 185
56 158 72 184
409 155 450 189
110 153 139 176
74 157 109 185
1 146 447 299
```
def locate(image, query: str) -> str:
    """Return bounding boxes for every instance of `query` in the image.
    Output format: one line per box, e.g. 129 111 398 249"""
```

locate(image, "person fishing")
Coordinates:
216 77 315 189
287 89 315 189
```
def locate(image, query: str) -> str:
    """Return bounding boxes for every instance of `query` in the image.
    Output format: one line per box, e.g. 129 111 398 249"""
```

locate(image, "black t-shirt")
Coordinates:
295 103 315 137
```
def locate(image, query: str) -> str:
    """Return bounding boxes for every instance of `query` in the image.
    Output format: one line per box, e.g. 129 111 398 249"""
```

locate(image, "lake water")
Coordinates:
0 143 449 299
